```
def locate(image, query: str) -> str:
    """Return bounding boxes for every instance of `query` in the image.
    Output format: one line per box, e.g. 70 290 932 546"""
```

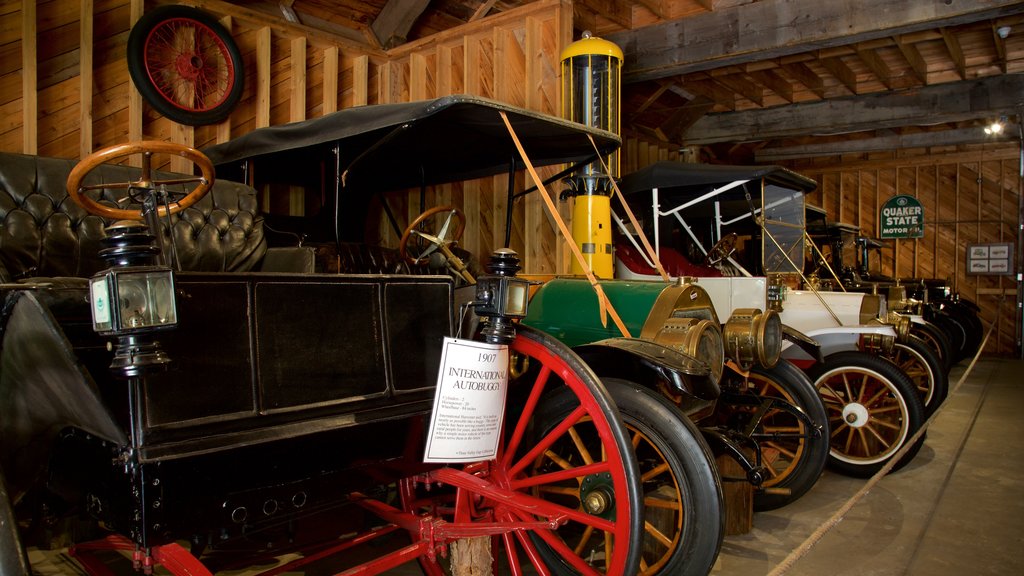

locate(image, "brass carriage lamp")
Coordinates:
475 248 531 344
90 267 177 335
88 221 177 376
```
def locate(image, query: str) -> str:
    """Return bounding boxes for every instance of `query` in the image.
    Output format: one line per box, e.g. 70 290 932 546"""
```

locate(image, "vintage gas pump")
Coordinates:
561 31 622 278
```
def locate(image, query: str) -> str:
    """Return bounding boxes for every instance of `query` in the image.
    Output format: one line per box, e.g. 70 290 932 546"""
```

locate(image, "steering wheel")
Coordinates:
66 141 215 221
399 206 466 266
704 233 738 266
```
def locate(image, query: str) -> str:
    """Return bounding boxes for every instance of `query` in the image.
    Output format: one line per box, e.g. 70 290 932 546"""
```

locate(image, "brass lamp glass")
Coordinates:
90 267 177 335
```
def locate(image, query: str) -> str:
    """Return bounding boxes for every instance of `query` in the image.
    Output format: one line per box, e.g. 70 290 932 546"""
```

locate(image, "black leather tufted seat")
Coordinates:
0 151 273 282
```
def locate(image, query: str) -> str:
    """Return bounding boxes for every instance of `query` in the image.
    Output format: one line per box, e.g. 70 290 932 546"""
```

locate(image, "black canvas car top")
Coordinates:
618 161 818 197
203 94 621 194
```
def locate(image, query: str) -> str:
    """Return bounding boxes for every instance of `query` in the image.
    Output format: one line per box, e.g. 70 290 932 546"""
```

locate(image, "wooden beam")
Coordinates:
353 55 369 106
747 68 793 103
22 0 36 154
660 95 716 142
941 27 967 80
710 72 763 106
80 0 93 156
186 0 384 53
681 77 736 111
291 37 306 121
371 0 430 49
256 26 271 128
471 0 499 22
581 0 632 30
819 56 858 95
855 45 893 90
629 82 674 118
217 15 234 143
323 46 338 114
992 23 1009 73
684 74 1024 144
781 61 825 99
278 0 300 24
129 0 143 164
756 127 1017 161
606 0 1024 83
893 34 929 84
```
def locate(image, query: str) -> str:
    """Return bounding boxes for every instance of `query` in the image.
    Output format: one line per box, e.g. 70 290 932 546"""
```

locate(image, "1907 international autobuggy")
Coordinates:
0 97 651 575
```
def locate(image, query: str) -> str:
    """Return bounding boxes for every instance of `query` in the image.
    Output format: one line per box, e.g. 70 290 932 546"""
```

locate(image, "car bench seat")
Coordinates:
0 151 312 282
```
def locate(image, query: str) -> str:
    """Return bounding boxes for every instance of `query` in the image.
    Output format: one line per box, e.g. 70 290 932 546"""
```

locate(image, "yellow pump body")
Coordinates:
560 33 622 277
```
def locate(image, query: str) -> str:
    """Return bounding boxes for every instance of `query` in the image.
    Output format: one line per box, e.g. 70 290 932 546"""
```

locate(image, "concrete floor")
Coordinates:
28 358 1024 575
711 357 1024 576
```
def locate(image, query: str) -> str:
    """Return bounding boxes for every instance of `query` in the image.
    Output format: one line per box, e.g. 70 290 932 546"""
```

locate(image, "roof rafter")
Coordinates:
606 0 1024 83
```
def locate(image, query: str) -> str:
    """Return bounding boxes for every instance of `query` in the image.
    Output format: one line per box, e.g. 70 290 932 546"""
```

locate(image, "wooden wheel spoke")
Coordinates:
643 521 674 548
643 497 681 511
868 405 903 416
569 426 596 466
572 525 596 556
869 418 903 432
640 462 671 482
862 387 891 408
863 423 895 447
856 372 870 402
763 441 797 460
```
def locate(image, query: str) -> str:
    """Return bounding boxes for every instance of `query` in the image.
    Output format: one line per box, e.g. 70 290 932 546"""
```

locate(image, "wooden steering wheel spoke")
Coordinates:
66 141 215 221
399 205 466 266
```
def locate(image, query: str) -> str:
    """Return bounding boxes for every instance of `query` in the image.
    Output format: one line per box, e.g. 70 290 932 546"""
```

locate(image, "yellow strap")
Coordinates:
588 134 670 281
500 112 631 338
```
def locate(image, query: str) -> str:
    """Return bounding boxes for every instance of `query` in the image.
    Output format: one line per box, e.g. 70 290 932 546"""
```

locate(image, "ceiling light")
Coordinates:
998 26 1012 39
985 115 1008 135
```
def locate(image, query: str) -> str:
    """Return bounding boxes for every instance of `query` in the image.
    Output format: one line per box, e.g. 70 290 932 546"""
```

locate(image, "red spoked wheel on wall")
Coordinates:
399 326 643 575
127 5 244 126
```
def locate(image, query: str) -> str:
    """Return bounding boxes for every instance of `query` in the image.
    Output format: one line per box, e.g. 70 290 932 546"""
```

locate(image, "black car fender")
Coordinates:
782 324 823 364
573 337 720 418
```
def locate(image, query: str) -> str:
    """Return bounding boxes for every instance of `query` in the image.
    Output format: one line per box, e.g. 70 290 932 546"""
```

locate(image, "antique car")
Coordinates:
206 100 735 576
805 206 982 368
522 276 830 514
611 162 931 478
0 97 656 575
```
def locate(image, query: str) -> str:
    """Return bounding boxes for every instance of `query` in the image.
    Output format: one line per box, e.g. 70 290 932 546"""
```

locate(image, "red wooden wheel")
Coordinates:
400 326 642 575
127 5 244 126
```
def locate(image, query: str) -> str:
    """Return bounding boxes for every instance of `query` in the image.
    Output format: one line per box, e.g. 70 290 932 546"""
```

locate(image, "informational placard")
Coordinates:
967 242 1014 275
424 337 509 463
879 194 925 239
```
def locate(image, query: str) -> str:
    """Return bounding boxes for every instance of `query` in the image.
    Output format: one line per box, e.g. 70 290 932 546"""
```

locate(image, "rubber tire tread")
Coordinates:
749 361 829 511
910 320 954 375
894 336 948 417
808 352 925 478
127 5 245 126
531 378 724 576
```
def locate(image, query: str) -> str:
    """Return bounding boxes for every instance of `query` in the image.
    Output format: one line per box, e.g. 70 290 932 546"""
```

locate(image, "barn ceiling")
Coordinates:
221 0 1024 163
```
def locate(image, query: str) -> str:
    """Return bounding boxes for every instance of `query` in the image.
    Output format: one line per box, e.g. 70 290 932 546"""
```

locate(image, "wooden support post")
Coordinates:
716 452 753 535
451 536 493 576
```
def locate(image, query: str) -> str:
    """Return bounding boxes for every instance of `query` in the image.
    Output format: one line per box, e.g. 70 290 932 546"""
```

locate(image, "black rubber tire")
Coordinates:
890 336 948 417
944 303 983 360
928 309 967 363
514 326 643 576
127 5 245 126
746 361 829 511
808 352 925 478
532 379 724 576
910 320 954 375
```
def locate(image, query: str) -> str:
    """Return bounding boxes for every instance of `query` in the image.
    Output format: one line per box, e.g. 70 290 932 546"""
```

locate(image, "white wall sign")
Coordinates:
424 337 509 463
966 242 1014 276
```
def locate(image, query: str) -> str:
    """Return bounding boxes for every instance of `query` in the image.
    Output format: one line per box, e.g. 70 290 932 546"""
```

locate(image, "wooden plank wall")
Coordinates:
1 0 575 274
799 147 1021 356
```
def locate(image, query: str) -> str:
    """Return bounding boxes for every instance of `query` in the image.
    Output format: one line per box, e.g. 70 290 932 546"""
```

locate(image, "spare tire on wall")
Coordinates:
127 5 245 126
